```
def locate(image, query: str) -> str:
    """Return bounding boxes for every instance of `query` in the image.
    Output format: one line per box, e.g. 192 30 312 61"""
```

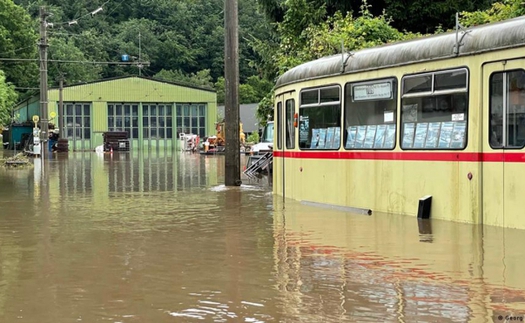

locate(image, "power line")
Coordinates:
52 0 110 27
0 58 38 62
49 59 150 66
0 45 36 57
0 57 149 66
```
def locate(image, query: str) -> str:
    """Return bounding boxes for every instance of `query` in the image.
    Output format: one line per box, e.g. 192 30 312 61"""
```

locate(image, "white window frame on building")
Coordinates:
107 103 140 140
63 102 91 150
142 103 174 140
176 103 206 138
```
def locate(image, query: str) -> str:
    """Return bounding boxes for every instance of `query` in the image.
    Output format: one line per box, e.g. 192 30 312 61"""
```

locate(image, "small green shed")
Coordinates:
12 76 217 151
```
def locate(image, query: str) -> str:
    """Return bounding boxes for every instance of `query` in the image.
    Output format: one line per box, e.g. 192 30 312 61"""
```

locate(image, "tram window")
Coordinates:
299 86 341 150
344 79 397 150
435 70 467 91
277 102 282 150
301 90 318 105
403 75 432 94
285 99 295 149
401 68 469 150
320 87 340 103
489 70 525 149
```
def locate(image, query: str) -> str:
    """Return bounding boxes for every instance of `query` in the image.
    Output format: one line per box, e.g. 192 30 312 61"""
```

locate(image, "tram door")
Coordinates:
482 60 525 228
275 93 296 200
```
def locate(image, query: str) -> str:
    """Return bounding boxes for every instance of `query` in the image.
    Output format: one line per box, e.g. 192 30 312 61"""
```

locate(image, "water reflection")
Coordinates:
272 199 525 322
0 149 524 322
418 219 433 243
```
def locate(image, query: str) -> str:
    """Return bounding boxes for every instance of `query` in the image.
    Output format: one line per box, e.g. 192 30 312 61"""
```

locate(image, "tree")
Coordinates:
0 70 18 127
245 76 273 101
459 0 524 27
383 0 493 33
215 76 273 105
48 37 103 84
257 0 495 34
0 0 38 88
154 69 214 89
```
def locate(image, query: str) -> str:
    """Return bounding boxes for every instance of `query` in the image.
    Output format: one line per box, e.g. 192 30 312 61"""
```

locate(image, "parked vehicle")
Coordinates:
249 121 273 155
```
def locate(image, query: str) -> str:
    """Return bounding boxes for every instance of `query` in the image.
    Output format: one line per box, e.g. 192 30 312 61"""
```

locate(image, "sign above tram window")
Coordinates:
353 82 392 101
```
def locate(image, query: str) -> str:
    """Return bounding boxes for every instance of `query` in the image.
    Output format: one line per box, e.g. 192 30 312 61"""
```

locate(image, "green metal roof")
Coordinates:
51 75 216 93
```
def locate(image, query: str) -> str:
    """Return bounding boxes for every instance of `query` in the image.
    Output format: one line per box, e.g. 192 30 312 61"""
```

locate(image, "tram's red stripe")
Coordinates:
272 151 525 162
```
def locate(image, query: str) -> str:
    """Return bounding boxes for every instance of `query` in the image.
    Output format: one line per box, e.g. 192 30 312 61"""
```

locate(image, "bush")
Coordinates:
247 132 260 143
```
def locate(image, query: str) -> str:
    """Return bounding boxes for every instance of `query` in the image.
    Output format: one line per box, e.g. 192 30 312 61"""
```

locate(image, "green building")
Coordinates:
12 76 217 150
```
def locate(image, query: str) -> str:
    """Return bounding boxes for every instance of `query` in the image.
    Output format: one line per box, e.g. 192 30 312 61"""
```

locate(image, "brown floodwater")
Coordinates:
1 149 524 323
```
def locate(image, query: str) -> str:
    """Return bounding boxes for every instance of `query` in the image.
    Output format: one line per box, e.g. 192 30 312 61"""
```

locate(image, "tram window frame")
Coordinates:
285 99 295 149
400 68 469 150
489 69 525 149
276 101 283 150
343 78 398 150
298 85 342 150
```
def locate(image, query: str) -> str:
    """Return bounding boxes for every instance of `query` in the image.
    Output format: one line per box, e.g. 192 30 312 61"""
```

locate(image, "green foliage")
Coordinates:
8 0 267 88
459 0 525 27
0 0 38 88
215 76 274 105
48 37 103 84
257 0 495 35
383 0 493 33
215 77 225 104
246 131 260 143
302 8 418 62
256 92 275 126
0 70 18 127
252 1 421 80
239 84 259 104
154 69 214 89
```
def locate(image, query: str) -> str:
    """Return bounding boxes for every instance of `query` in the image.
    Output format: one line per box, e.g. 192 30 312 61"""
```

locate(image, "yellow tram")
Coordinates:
273 16 525 229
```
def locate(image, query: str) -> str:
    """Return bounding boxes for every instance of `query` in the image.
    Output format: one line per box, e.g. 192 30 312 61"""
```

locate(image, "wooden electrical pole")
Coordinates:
224 0 241 186
39 6 49 159
58 76 64 136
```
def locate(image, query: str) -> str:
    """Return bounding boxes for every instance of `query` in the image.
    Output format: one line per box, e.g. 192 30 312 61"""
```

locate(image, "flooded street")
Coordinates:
1 150 525 322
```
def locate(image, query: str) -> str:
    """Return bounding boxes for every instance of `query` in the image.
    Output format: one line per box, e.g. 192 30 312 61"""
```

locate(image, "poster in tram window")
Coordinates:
402 123 416 148
325 127 335 149
299 116 309 144
425 122 441 148
363 125 377 148
374 125 387 149
333 127 341 149
355 126 367 148
384 124 396 148
317 128 327 149
450 121 467 148
310 128 320 148
438 121 454 148
346 126 357 148
413 122 429 148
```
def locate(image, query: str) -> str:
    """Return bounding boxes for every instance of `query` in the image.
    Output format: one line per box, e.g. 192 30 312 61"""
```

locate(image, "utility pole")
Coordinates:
58 76 64 136
138 32 142 76
224 0 241 186
39 6 49 159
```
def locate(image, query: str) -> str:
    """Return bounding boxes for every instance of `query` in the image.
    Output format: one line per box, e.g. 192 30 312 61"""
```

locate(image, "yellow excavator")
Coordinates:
215 120 245 146
202 120 245 154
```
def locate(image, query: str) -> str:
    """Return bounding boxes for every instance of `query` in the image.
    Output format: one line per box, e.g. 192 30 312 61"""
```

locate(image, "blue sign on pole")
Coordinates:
121 54 129 62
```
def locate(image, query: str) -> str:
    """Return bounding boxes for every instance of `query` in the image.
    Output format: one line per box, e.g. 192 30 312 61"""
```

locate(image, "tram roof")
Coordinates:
276 16 525 88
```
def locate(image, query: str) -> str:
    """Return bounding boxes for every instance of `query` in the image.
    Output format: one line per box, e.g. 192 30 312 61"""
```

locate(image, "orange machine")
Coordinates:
215 120 245 147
